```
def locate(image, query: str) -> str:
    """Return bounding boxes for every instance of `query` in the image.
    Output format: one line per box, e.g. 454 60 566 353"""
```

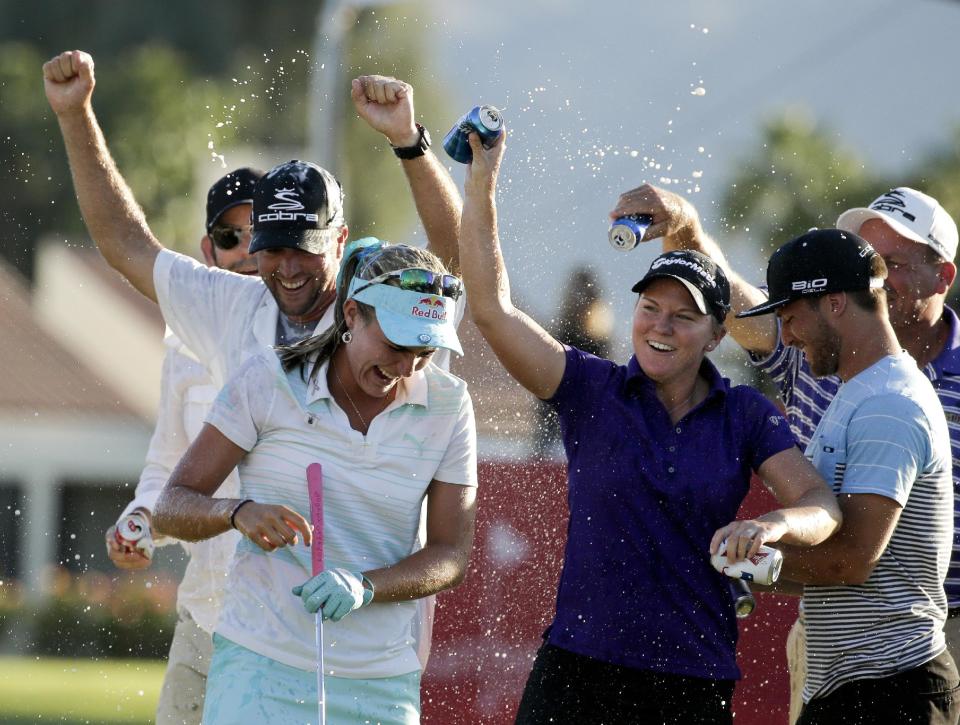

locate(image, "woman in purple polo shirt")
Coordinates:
458 133 842 723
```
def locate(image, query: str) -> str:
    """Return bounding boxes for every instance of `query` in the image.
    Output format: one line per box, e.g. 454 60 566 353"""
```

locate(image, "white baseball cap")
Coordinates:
836 187 958 261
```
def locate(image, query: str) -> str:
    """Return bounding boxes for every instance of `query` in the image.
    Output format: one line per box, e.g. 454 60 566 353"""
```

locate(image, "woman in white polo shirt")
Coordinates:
154 240 477 724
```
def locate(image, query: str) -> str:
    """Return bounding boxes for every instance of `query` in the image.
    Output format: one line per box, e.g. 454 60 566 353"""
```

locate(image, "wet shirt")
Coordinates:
752 306 960 607
208 351 477 677
545 346 798 680
801 352 952 701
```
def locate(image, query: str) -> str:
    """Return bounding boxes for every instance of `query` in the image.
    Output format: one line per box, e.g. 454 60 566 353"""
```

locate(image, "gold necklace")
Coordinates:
333 362 369 431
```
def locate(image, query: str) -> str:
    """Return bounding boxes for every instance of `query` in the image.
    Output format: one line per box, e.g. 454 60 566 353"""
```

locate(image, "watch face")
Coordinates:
420 126 432 149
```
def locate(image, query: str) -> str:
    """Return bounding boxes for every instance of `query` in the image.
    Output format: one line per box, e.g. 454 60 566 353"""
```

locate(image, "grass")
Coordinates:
0 655 165 725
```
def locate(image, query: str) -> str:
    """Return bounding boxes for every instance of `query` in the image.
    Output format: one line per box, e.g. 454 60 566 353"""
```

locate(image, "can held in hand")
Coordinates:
711 544 783 586
113 512 155 559
608 214 653 251
443 105 504 164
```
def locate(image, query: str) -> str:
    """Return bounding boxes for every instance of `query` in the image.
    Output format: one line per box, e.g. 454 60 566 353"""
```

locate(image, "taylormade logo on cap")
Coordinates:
650 255 718 287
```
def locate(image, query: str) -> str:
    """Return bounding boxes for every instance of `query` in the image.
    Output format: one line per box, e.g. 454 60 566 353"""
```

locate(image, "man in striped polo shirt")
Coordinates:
611 183 960 721
738 228 958 723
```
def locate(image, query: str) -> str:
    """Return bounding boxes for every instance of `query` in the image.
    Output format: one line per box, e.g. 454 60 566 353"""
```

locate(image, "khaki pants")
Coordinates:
156 611 213 725
944 613 960 665
786 616 806 725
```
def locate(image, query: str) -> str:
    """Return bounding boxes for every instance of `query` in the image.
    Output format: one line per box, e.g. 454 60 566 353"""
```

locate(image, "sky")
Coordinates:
395 0 960 358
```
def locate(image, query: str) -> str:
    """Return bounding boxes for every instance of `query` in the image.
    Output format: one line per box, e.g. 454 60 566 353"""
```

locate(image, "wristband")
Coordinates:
391 123 431 159
229 499 254 529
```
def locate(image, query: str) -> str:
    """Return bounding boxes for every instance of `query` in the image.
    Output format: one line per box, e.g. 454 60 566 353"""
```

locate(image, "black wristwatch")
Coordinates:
392 123 431 159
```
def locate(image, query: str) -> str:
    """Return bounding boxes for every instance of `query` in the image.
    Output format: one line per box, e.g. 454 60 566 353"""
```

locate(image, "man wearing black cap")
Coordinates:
42 49 462 385
44 49 459 678
737 228 959 723
103 167 263 725
613 181 960 722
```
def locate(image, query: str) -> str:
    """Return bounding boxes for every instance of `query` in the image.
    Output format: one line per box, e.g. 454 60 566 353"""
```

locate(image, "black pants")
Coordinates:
515 643 735 725
798 650 960 725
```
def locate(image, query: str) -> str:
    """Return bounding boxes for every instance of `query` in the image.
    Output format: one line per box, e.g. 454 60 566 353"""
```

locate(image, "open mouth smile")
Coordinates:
278 278 308 291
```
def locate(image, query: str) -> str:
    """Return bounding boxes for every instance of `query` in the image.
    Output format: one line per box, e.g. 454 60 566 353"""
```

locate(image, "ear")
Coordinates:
200 236 216 266
937 261 957 294
342 298 359 330
825 293 846 316
704 323 727 352
333 225 349 261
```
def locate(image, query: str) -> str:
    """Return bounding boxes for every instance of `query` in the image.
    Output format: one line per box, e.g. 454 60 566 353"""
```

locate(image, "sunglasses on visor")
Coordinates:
352 268 463 300
210 224 252 250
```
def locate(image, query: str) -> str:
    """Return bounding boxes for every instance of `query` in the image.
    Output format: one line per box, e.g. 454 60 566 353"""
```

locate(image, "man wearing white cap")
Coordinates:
611 182 960 722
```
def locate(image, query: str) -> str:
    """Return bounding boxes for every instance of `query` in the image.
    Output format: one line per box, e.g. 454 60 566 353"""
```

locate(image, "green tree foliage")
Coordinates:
721 110 878 257
0 42 226 277
339 5 450 241
720 110 960 307
0 2 445 279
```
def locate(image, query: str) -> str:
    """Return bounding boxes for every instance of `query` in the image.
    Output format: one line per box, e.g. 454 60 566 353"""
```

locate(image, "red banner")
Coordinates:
422 459 795 724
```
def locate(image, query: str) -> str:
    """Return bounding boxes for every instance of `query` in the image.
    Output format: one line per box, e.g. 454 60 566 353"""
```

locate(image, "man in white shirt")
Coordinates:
104 167 263 724
43 46 460 703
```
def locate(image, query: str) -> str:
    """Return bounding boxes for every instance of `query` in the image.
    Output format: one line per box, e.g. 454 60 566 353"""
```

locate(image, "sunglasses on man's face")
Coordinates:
210 224 252 250
354 268 463 300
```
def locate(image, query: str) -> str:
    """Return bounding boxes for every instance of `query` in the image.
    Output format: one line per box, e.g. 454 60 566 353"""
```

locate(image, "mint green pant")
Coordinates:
203 634 421 724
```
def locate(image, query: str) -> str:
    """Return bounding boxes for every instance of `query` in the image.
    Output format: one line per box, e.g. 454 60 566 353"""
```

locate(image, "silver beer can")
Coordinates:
608 214 653 251
711 544 783 586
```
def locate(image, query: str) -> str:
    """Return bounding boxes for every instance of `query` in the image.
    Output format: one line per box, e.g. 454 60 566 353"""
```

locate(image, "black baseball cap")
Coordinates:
737 228 885 318
205 167 264 232
249 160 345 255
632 250 731 323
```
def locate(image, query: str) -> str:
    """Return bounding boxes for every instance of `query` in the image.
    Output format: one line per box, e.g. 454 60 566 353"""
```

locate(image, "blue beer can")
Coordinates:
443 105 504 164
608 214 653 251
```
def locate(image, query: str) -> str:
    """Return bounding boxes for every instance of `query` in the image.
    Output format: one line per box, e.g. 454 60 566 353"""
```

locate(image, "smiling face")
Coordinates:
857 218 950 331
341 300 436 399
778 297 842 377
632 278 724 385
257 227 347 322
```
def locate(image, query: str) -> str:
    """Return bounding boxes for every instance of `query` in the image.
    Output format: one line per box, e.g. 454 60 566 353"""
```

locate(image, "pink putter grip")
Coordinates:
307 463 324 576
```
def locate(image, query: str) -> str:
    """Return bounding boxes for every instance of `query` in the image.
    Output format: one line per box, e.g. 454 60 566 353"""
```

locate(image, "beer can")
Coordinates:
608 214 653 251
443 105 504 164
729 579 756 619
113 512 154 558
711 543 783 586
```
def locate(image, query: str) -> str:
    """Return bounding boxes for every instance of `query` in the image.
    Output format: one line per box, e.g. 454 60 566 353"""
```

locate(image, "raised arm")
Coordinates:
153 423 312 549
610 184 776 355
459 132 566 400
352 75 462 274
42 50 161 300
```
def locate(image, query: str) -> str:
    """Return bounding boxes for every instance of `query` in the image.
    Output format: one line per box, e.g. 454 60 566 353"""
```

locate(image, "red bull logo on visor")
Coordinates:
412 295 448 320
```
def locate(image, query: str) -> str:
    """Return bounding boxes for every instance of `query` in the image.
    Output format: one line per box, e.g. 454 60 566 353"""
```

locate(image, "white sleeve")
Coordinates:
153 249 258 372
205 353 278 452
120 347 191 546
433 389 478 487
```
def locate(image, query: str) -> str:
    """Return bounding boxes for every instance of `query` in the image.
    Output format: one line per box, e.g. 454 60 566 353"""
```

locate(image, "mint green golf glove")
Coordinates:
293 568 373 621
